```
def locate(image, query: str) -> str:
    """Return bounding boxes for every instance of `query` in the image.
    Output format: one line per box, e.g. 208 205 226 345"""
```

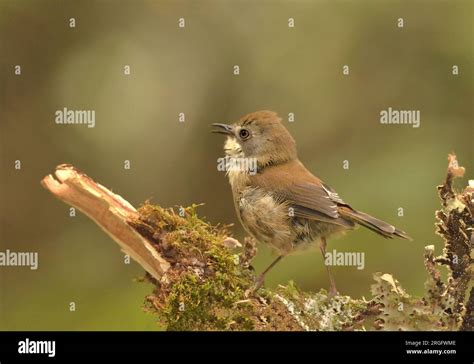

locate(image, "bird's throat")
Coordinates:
223 137 243 158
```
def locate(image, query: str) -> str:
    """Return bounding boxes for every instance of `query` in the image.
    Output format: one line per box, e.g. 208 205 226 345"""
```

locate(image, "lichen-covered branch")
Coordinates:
434 154 473 330
41 155 472 331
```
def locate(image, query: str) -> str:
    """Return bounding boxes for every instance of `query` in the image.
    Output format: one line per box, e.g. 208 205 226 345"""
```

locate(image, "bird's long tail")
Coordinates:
339 207 412 240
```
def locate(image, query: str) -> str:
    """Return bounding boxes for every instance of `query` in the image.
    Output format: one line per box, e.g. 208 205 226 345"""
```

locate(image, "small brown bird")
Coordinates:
212 110 411 295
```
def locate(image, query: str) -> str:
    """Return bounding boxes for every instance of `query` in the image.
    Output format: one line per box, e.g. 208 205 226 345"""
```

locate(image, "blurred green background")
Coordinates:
0 0 472 330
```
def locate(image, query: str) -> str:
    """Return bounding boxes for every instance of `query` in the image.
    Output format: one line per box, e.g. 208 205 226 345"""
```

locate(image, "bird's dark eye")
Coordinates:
239 128 250 140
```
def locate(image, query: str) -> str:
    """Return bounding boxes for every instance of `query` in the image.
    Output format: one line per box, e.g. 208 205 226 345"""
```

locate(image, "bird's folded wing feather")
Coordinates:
248 159 410 239
248 159 354 227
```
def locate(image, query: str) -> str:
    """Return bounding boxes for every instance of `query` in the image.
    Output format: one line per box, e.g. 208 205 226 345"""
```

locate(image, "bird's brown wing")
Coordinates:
282 186 355 228
248 159 354 228
249 159 411 239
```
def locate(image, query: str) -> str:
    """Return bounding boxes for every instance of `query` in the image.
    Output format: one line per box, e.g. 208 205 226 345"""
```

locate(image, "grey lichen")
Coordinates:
275 283 369 331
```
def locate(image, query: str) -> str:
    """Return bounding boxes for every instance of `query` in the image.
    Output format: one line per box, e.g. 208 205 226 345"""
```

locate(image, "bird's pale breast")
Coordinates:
235 186 344 255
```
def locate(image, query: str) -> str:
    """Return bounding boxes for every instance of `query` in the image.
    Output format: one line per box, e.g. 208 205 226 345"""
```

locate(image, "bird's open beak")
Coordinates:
211 123 234 136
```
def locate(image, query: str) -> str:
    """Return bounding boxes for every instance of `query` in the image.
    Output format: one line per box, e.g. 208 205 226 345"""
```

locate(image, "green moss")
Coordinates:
134 202 258 330
163 272 241 330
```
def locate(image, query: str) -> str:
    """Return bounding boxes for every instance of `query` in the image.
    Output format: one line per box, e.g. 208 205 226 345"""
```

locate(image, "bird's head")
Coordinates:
212 110 297 168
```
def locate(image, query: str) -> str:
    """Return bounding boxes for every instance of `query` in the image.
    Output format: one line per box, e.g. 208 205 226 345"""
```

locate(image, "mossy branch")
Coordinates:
41 155 472 331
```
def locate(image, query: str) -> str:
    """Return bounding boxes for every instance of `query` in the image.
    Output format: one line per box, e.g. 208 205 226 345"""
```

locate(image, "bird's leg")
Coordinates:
319 237 338 297
252 255 284 293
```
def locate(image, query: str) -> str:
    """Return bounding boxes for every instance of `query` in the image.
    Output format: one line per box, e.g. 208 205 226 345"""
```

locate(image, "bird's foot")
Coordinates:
328 284 339 298
244 273 265 297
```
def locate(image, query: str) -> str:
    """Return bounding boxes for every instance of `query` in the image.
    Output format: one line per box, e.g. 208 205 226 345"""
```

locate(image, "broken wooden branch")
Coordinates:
41 164 170 281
